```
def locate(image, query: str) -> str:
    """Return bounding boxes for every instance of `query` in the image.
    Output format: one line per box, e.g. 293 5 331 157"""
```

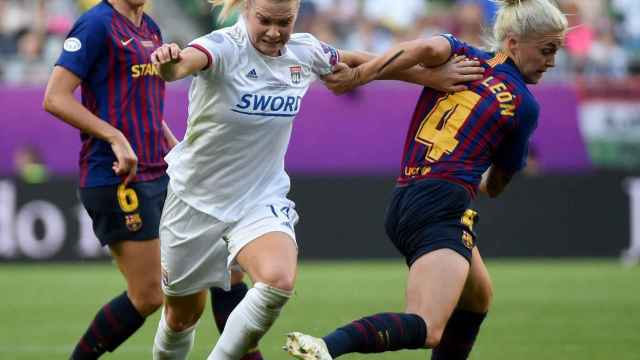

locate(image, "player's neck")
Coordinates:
108 0 144 27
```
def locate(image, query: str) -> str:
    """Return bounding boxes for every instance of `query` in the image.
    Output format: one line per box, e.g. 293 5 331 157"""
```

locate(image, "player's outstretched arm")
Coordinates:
43 66 138 184
326 36 453 94
392 55 484 92
338 50 483 92
151 44 208 82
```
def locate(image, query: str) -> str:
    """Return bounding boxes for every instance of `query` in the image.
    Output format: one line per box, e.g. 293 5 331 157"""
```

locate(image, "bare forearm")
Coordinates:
479 166 512 198
162 120 179 148
355 37 452 86
341 49 443 87
158 62 182 82
43 92 122 142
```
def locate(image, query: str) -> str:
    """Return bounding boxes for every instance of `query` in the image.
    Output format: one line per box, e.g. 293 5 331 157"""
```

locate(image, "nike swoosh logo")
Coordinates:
121 38 134 46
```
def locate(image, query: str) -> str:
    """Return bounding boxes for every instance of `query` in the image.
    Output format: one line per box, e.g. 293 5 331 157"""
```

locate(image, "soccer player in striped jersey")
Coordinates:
147 0 485 359
285 1 568 359
42 1 258 359
43 1 173 358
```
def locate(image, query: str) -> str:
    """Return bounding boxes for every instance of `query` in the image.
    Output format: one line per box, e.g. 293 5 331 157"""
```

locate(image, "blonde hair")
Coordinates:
209 0 299 22
209 0 244 21
488 0 568 52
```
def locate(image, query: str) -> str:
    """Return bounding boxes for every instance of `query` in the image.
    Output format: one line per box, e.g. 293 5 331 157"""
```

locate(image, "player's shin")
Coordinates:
211 283 265 360
70 292 144 359
430 310 487 360
208 282 292 360
322 312 428 357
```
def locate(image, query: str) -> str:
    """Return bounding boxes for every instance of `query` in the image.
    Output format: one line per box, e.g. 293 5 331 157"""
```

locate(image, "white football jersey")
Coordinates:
165 19 338 222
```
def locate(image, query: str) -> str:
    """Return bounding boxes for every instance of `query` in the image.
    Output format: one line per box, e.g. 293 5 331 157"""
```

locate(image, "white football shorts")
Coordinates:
159 187 299 296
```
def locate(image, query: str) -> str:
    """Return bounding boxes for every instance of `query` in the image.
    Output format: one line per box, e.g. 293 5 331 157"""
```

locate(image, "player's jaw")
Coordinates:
510 34 563 84
113 0 147 8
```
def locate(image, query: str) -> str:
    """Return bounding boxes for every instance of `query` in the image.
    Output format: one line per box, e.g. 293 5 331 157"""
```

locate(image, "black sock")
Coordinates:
210 283 264 360
70 292 144 359
322 313 427 358
431 310 487 360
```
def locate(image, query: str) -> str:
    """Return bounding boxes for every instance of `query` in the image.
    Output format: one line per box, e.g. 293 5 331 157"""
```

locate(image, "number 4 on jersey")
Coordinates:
415 91 482 162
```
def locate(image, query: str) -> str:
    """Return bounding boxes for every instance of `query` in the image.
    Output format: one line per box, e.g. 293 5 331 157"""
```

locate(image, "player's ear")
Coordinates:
506 34 519 55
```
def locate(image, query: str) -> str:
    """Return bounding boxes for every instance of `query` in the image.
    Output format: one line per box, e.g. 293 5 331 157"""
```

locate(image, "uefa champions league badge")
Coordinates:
290 65 302 85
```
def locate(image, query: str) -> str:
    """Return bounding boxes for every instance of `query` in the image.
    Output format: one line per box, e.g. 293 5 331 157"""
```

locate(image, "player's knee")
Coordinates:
165 305 202 332
256 269 296 292
131 290 163 316
129 281 163 316
468 279 494 313
425 325 444 348
477 281 494 312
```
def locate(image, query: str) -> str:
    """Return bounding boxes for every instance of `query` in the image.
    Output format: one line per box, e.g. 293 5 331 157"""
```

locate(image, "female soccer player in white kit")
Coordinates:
149 0 485 359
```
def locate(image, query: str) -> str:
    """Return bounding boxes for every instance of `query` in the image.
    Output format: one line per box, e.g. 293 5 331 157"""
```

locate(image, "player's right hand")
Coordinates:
429 55 485 93
109 132 138 186
323 62 362 95
151 43 182 65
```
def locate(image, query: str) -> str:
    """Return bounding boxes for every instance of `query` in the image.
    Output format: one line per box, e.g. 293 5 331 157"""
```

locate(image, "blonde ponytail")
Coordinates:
489 0 568 51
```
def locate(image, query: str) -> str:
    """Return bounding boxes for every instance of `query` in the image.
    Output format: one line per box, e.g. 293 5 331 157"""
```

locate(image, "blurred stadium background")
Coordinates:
1 0 640 359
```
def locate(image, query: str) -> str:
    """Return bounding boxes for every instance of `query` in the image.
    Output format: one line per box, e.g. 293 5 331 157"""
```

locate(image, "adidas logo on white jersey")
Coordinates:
246 69 258 79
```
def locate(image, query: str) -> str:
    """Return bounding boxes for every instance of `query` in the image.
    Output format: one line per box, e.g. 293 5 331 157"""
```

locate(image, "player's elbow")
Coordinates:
42 90 59 115
413 37 450 67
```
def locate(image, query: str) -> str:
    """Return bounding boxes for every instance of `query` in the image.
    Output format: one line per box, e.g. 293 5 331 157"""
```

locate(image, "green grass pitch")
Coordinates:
1 260 639 359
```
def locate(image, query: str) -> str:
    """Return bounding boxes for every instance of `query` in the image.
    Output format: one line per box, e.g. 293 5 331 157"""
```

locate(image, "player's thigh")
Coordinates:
228 202 299 291
405 248 470 347
160 188 231 297
235 231 298 291
110 239 161 294
164 290 208 331
110 239 163 315
457 247 493 313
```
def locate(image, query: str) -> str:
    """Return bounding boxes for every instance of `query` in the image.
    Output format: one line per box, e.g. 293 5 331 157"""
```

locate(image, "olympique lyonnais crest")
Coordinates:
290 65 302 85
125 213 143 232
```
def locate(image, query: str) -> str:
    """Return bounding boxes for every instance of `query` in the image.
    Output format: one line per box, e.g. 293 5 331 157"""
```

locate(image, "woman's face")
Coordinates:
508 32 564 84
245 0 298 56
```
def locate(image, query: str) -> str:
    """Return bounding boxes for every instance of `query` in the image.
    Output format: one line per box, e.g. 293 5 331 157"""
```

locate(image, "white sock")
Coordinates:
152 308 198 360
207 282 292 360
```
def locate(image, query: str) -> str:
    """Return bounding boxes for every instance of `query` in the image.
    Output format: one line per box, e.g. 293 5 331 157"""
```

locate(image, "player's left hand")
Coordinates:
322 62 362 95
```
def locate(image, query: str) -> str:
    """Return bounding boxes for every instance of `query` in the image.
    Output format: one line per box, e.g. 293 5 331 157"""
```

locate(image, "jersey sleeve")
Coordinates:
440 33 488 62
188 31 238 75
296 33 339 76
492 96 540 174
55 14 107 79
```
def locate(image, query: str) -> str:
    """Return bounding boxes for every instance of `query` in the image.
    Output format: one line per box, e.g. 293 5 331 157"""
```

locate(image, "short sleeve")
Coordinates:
439 33 489 61
440 33 465 55
55 15 107 79
295 33 339 76
188 31 237 75
493 98 539 173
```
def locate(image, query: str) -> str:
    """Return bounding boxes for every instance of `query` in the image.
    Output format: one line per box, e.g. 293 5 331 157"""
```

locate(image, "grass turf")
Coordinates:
1 259 638 359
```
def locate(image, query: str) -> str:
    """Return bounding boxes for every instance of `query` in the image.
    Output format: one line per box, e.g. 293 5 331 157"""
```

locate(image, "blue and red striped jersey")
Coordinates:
397 34 539 196
56 0 167 187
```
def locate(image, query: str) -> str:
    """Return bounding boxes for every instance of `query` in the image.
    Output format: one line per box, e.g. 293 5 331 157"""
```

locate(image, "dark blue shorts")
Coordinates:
384 179 478 266
79 175 169 246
